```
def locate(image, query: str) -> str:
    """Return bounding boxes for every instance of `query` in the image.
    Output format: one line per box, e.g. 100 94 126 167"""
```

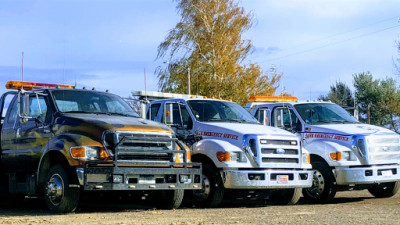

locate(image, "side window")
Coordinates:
180 105 193 129
164 102 182 126
6 97 19 125
255 108 270 125
272 107 301 132
148 103 161 121
29 95 48 119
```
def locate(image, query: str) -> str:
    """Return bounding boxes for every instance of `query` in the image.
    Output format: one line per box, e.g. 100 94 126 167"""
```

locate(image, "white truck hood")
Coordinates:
195 122 298 146
309 123 396 136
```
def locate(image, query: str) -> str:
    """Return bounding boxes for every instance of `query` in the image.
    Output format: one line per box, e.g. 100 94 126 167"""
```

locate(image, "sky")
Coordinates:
0 0 399 101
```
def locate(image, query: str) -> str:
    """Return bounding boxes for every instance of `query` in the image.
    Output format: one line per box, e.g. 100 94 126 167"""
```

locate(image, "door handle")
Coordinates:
16 128 21 138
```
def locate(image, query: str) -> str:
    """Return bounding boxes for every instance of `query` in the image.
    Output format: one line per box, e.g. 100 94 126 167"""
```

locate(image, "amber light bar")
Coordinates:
249 95 298 102
5 80 74 90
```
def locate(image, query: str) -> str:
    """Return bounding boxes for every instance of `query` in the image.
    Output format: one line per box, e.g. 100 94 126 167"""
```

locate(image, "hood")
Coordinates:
195 122 297 146
54 113 173 137
309 123 396 136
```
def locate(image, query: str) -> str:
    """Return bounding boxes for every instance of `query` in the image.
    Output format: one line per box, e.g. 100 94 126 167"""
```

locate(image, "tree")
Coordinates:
156 0 283 105
318 81 353 108
353 72 400 131
395 41 400 75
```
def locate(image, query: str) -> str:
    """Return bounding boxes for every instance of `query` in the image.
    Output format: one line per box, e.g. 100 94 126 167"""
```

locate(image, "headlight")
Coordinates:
342 151 351 160
302 152 310 164
175 141 191 163
230 152 241 162
173 152 185 163
352 136 366 158
70 146 109 160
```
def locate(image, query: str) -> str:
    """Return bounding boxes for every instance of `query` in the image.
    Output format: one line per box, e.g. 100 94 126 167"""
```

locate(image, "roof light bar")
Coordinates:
249 95 298 102
5 81 75 90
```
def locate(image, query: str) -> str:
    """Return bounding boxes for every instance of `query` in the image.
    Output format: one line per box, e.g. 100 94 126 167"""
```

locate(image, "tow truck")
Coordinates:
247 96 400 203
0 81 201 213
133 91 313 207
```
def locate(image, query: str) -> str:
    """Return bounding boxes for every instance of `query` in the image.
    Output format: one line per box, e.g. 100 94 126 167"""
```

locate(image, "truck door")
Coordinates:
1 93 19 172
14 92 54 172
162 101 194 139
271 106 303 134
254 107 271 126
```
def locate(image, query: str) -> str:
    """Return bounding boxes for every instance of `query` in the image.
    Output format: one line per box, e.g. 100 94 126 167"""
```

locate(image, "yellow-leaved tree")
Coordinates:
156 0 283 105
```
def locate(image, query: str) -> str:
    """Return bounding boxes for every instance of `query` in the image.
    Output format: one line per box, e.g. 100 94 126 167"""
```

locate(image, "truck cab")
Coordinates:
247 96 400 203
0 81 202 213
135 91 313 207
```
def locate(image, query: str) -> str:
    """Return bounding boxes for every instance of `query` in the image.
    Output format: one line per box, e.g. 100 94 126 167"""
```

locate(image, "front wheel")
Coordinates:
157 189 184 209
368 181 400 198
44 165 80 213
269 188 302 205
302 161 336 204
191 164 224 207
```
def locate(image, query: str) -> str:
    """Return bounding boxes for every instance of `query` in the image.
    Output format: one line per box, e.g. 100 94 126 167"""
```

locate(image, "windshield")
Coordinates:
187 100 258 124
294 103 358 125
51 90 140 117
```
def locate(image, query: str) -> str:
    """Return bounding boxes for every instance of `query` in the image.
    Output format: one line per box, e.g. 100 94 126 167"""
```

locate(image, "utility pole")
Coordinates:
187 67 191 95
21 52 24 81
367 103 371 124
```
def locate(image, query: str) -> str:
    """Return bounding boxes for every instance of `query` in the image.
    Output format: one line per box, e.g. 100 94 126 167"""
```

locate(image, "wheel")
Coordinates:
368 181 400 198
191 164 224 207
44 165 80 213
157 189 184 209
302 161 336 203
269 188 302 205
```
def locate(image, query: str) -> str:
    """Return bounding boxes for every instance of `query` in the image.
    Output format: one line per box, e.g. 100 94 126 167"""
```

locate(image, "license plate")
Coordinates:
277 175 289 184
382 170 393 177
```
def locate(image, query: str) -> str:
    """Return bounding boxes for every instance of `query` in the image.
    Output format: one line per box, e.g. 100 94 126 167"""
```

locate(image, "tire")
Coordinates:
269 188 302 205
157 189 184 209
368 181 400 198
191 164 224 207
44 165 80 213
302 161 336 204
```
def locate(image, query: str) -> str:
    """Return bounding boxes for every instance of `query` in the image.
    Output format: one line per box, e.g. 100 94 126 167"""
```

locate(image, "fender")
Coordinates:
305 140 360 166
36 133 102 186
192 139 252 168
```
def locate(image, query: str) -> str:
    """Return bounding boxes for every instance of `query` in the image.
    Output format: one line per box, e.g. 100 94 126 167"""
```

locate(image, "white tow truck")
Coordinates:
247 96 400 203
133 91 313 207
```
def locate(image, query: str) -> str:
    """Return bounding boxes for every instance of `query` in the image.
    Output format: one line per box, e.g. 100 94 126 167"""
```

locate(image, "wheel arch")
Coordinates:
37 150 77 188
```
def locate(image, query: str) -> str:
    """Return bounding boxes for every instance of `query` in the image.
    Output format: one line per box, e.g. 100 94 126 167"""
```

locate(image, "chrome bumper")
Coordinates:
222 169 313 189
335 164 400 185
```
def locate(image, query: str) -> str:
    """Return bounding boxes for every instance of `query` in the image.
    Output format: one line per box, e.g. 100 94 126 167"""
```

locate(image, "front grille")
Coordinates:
262 158 299 163
261 148 298 155
367 135 400 163
103 131 177 163
257 138 301 168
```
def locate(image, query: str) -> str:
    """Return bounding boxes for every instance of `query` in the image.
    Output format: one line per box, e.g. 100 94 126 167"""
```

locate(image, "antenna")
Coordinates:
144 67 147 100
21 52 24 81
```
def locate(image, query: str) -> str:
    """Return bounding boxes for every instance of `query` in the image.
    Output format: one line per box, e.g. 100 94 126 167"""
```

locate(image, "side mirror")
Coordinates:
18 92 30 124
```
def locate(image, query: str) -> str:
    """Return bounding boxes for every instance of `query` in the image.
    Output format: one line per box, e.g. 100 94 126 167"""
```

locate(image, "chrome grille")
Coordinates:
258 138 301 168
103 131 177 163
367 135 400 162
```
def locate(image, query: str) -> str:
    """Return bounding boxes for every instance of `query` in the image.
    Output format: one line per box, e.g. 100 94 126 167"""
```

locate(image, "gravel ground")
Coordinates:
0 190 399 224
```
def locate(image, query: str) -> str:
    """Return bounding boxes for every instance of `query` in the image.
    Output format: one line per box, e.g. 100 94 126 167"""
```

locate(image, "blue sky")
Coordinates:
0 0 399 101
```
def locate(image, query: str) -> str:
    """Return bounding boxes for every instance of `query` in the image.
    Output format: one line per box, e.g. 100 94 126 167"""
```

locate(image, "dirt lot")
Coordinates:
0 190 399 225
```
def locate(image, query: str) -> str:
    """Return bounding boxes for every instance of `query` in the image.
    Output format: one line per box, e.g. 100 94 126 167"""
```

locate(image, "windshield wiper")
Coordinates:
62 110 92 114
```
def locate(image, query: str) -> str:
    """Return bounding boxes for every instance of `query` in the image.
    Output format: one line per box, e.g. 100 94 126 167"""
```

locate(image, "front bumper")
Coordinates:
335 164 400 185
222 169 313 189
77 162 202 191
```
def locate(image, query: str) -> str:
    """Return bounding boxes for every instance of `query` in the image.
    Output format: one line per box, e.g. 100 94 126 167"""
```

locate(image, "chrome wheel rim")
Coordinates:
46 174 64 206
193 174 211 201
305 170 325 198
